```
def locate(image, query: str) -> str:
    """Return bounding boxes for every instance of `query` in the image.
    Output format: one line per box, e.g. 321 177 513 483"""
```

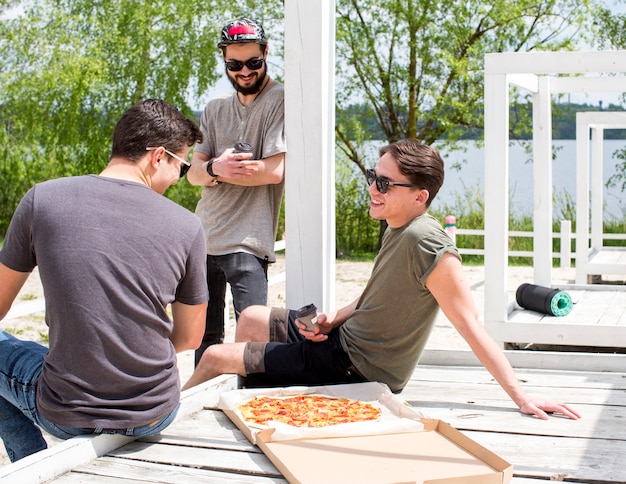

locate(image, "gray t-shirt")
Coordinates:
195 81 286 261
0 175 208 428
339 214 460 392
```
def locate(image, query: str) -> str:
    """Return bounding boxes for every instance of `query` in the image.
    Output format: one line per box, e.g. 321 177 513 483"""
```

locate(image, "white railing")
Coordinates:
451 220 626 268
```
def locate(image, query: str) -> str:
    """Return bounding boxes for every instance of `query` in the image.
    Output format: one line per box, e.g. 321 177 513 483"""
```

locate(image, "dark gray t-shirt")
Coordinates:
0 175 208 428
339 214 460 392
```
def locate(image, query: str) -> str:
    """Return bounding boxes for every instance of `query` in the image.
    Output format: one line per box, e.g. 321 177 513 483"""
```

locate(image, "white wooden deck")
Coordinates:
2 365 624 483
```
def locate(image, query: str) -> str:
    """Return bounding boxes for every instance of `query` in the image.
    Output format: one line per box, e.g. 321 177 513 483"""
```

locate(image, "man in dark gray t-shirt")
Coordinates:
0 99 208 462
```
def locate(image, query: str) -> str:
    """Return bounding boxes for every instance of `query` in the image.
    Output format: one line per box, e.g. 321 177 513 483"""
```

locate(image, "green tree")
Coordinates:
593 5 626 197
0 0 282 235
334 0 601 175
334 0 604 247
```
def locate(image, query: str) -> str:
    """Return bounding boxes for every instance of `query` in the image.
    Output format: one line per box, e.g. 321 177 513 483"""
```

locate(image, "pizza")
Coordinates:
236 394 381 428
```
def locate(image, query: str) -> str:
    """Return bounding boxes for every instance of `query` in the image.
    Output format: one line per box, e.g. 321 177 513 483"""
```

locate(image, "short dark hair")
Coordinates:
110 99 203 161
379 139 445 207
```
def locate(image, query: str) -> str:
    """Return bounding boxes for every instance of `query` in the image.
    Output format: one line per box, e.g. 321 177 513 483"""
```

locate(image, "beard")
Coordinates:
227 66 267 96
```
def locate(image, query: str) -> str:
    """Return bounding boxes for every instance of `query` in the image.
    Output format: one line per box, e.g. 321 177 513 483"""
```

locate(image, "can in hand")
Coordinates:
233 142 253 153
295 303 319 334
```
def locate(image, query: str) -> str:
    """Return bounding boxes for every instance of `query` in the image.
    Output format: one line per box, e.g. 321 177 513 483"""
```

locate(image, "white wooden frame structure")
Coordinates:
575 111 626 284
283 1 336 311
483 51 626 359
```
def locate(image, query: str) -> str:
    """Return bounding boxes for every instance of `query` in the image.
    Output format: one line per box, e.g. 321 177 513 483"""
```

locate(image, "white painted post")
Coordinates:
284 1 336 310
575 114 590 284
591 126 604 252
532 76 553 286
560 220 571 269
483 64 510 334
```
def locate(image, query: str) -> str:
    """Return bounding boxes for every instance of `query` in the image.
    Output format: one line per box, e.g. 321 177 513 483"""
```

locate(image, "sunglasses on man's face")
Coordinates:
225 57 265 72
146 147 191 178
365 168 422 194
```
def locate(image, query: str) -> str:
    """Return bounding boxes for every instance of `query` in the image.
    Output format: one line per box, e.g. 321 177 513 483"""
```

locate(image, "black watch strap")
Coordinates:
205 158 217 177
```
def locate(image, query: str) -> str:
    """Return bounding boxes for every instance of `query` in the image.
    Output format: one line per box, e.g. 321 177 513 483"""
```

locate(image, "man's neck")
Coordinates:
100 157 150 187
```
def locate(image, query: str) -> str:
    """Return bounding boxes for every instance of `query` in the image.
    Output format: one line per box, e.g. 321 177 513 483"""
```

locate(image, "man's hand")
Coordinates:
296 312 333 341
212 148 258 179
519 399 582 420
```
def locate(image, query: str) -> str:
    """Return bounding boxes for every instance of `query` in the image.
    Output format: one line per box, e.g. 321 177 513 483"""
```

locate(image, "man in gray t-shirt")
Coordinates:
187 17 286 365
0 99 208 462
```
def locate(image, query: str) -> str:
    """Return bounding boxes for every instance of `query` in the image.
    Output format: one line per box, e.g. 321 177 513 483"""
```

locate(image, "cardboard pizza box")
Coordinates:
219 382 513 484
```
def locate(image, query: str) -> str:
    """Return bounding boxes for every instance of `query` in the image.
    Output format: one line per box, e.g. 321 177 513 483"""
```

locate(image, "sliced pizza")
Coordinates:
237 394 381 428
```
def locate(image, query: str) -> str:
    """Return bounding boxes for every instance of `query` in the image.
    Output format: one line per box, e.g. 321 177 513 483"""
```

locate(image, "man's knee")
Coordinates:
236 305 271 342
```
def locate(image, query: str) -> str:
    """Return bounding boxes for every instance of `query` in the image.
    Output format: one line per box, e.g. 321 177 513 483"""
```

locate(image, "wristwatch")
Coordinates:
205 158 219 185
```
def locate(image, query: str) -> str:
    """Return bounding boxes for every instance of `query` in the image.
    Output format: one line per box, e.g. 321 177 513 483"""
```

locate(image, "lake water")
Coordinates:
428 140 626 221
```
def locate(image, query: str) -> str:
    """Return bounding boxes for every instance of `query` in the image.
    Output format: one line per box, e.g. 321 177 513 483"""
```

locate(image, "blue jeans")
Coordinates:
0 330 179 462
196 253 269 365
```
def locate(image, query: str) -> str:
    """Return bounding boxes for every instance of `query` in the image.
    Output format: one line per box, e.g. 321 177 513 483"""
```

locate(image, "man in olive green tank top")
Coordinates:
184 139 581 421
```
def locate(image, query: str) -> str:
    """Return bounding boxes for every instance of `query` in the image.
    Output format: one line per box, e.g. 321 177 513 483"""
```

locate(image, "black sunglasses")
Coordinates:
225 57 265 72
366 169 421 194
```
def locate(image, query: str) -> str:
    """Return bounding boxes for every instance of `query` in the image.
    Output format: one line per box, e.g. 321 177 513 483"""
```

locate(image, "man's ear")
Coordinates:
416 189 430 206
147 147 163 171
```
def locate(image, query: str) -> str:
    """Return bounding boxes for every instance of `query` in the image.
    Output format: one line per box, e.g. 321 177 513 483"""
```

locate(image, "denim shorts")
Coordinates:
243 308 368 388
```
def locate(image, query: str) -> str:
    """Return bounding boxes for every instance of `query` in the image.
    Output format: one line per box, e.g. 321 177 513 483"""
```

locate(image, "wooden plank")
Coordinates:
402 380 626 406
405 399 622 440
420 348 626 372
408 365 626 388
62 457 288 483
463 430 626 483
139 409 259 453
108 441 282 478
0 434 134 483
486 320 626 347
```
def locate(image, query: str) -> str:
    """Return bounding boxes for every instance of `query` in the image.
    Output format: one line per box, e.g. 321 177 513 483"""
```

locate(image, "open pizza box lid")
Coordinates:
219 381 513 484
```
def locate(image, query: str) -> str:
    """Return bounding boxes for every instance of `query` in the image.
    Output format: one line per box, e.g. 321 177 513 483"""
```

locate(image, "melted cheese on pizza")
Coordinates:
237 395 381 428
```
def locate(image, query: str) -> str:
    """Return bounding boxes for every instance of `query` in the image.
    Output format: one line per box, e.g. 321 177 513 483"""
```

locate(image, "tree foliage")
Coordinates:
592 3 626 194
334 0 603 176
0 0 282 235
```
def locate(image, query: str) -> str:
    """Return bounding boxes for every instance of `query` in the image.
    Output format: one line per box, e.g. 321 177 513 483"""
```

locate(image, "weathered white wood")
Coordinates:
284 0 337 310
419 348 626 372
408 364 626 388
109 441 282 477
551 74 626 93
462 430 625 482
68 456 287 483
483 72 510 328
574 111 626 284
8 365 625 483
532 76 553 286
485 50 626 75
179 373 237 414
484 55 626 355
0 434 133 484
404 380 626 407
591 126 604 250
405 365 626 483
